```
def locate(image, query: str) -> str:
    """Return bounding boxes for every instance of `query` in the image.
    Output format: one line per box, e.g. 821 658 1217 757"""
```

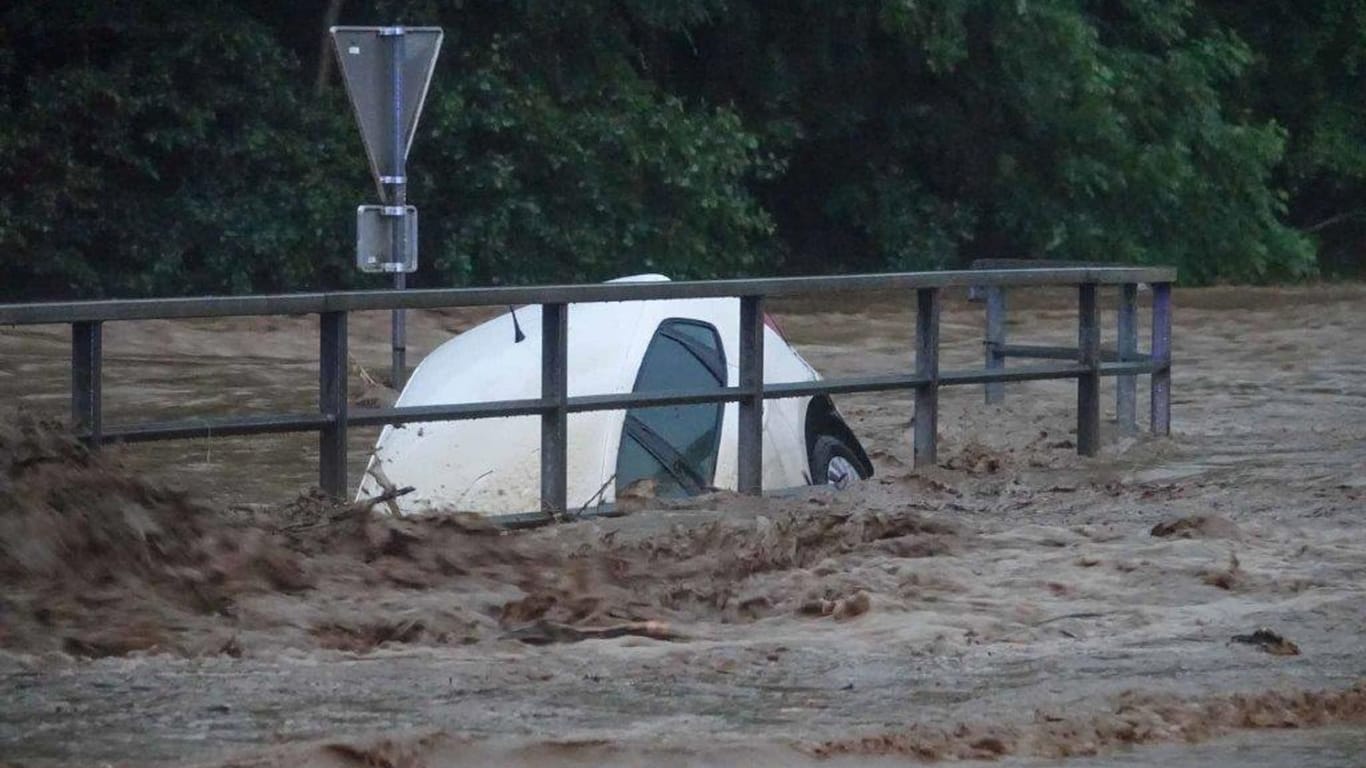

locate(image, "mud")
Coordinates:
0 284 1364 766
0 421 310 657
807 684 1366 761
176 684 1366 767
0 419 968 657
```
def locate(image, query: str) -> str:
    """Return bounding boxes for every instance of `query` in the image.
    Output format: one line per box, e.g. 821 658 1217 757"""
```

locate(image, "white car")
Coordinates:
357 275 872 518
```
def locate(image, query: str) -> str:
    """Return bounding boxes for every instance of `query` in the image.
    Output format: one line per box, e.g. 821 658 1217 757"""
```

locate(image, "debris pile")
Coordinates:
0 419 308 656
0 419 964 657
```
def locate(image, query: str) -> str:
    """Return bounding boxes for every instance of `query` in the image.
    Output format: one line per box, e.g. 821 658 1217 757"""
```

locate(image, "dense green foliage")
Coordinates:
0 0 1359 299
1205 0 1366 275
669 0 1316 282
0 2 364 297
411 25 778 285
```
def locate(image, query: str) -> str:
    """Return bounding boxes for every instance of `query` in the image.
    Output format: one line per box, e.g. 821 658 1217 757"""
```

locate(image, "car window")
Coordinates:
616 320 726 498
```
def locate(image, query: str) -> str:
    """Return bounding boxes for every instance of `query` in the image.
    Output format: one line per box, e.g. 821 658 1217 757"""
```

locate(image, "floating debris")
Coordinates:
1231 628 1301 656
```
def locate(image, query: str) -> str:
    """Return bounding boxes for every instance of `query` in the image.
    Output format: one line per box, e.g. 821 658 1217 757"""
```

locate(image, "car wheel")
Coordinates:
810 435 863 490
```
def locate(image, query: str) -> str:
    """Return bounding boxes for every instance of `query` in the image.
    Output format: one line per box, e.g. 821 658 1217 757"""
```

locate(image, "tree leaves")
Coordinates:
0 0 1344 299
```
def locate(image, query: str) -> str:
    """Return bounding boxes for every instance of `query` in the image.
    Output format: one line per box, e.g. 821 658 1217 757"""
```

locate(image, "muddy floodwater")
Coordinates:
0 284 1363 767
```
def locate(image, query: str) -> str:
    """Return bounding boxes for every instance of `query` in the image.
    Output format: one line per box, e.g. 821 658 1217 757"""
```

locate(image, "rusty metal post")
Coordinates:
540 302 569 516
1077 283 1101 455
914 288 940 467
319 311 349 497
984 286 1006 404
1116 282 1138 435
71 321 103 448
737 295 765 495
1150 282 1172 436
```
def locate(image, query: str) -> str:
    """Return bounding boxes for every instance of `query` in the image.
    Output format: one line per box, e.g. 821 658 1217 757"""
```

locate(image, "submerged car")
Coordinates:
357 275 872 518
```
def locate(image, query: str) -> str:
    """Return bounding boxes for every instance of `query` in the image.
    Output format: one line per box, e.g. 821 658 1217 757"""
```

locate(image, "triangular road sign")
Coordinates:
331 26 442 197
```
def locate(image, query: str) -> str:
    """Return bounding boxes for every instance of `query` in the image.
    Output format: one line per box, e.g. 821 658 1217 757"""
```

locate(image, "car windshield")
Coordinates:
616 320 726 498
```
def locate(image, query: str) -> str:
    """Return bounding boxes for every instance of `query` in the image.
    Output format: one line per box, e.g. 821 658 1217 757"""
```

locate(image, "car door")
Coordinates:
615 319 726 498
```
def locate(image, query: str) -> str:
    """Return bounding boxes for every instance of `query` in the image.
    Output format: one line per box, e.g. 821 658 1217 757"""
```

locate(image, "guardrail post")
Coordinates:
392 275 407 390
1077 283 1101 456
737 295 765 495
319 311 349 498
1116 282 1138 435
1150 282 1172 436
984 286 1006 404
71 321 103 448
914 288 940 467
541 302 569 516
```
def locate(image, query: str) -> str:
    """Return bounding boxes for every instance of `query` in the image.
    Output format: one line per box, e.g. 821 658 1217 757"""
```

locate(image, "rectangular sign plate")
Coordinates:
356 205 418 273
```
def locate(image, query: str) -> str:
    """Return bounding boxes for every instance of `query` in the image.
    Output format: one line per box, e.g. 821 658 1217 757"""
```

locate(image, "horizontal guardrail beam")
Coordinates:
0 267 1176 326
767 373 926 398
569 387 748 412
99 412 333 443
1100 360 1163 376
939 363 1087 386
996 344 1153 363
350 398 554 426
78 360 1168 445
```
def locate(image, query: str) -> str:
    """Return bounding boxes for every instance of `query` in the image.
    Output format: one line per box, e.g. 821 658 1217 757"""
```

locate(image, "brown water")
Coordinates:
1 285 1364 767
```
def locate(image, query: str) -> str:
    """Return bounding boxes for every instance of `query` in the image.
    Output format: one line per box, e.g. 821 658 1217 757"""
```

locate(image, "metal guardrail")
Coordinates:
968 259 1165 440
1 266 1175 517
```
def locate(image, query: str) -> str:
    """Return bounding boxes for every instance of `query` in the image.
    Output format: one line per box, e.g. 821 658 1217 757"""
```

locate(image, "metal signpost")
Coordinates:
331 25 443 388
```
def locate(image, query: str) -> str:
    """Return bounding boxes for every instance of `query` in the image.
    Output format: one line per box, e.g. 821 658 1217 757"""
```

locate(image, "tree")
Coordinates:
346 0 778 285
0 0 778 297
655 0 1315 281
1202 0 1366 276
0 1 364 299
0 0 1334 298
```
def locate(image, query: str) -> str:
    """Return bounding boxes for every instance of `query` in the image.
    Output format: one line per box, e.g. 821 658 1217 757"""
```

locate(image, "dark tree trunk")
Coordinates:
314 0 345 96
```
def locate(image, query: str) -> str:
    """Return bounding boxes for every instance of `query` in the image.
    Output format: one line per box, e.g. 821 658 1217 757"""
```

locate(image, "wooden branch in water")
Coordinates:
360 485 415 511
504 620 684 645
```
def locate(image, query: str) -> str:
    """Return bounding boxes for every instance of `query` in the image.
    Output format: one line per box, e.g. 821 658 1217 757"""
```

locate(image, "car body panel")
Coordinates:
356 278 834 518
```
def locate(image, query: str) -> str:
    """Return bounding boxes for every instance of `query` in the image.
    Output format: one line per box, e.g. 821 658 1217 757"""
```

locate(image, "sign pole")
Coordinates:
392 274 405 387
385 27 407 389
331 23 441 391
